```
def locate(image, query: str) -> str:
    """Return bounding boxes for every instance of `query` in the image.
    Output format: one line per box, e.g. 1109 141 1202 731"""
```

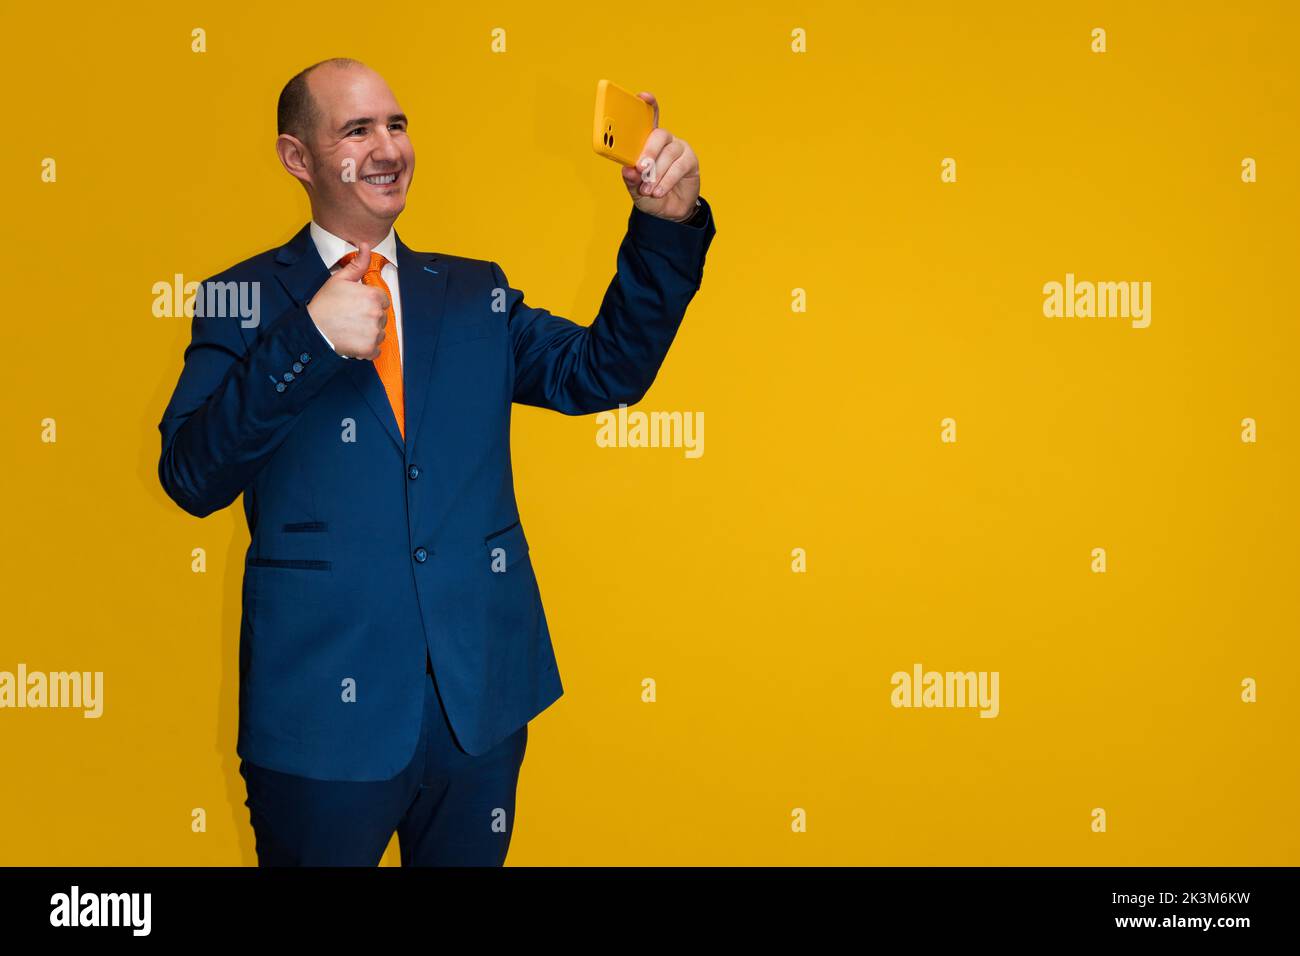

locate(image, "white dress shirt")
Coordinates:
308 221 403 368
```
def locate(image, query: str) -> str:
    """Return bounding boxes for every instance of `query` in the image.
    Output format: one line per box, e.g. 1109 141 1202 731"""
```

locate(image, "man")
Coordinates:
156 58 715 866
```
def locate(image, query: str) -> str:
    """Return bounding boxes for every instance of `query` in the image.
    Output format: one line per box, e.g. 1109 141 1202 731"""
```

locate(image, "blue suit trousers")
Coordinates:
238 654 528 866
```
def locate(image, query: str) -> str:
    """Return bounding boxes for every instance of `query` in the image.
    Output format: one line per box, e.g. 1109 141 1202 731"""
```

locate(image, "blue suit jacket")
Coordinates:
157 198 716 781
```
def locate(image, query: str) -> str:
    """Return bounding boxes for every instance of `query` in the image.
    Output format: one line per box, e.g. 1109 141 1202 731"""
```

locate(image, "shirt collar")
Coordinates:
309 221 399 271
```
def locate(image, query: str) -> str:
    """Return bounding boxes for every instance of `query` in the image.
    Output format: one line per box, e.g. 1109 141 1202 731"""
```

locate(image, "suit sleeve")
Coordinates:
157 287 349 518
497 195 716 415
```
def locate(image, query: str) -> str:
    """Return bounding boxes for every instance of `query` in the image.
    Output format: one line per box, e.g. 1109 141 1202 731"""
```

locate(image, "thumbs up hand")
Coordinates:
306 241 390 360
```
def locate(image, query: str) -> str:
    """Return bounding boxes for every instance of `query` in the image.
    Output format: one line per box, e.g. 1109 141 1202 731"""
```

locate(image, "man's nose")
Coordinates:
372 128 402 163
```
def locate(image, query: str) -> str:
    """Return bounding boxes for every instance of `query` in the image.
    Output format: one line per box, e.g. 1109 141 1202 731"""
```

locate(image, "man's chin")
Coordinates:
363 196 406 222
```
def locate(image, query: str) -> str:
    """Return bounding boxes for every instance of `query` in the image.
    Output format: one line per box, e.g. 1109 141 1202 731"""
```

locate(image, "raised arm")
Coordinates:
501 196 716 415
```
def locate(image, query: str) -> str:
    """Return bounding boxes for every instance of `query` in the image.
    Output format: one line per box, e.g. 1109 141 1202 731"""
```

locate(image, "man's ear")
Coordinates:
276 133 313 188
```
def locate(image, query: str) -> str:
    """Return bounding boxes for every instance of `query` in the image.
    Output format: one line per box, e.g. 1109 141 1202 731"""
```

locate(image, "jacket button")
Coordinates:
275 382 286 393
300 352 311 363
407 465 420 480
292 362 304 373
283 371 294 382
413 547 428 563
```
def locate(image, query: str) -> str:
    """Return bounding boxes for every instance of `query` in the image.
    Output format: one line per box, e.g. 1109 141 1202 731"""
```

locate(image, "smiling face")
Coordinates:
276 61 415 243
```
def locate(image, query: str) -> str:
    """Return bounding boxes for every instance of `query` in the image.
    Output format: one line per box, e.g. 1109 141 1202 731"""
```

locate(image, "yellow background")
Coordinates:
1 0 1296 865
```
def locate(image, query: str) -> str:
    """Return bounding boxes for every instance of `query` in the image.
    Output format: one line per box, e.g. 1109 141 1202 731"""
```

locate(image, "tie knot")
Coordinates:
337 250 387 274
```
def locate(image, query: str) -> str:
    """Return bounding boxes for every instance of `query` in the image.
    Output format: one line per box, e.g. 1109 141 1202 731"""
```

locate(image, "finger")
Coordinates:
639 139 684 194
636 91 659 128
649 145 695 198
623 168 646 201
635 128 674 184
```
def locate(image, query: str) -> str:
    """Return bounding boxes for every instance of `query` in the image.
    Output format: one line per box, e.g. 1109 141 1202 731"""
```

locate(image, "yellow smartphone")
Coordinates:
592 79 655 167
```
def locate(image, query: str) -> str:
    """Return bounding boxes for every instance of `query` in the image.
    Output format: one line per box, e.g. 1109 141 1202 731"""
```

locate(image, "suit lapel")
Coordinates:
394 233 448 461
273 223 330 305
344 350 405 452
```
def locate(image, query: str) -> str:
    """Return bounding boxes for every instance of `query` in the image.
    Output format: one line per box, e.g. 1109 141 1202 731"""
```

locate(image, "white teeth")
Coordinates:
363 173 397 185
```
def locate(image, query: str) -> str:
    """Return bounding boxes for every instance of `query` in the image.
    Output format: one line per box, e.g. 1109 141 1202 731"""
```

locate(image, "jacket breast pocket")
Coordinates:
439 317 501 347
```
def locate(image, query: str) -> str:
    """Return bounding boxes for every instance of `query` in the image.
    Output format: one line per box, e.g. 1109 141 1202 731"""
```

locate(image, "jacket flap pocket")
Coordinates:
484 520 529 564
249 558 332 571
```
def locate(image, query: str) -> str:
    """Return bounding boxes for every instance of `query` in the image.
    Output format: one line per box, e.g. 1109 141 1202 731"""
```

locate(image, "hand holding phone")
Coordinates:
592 79 702 223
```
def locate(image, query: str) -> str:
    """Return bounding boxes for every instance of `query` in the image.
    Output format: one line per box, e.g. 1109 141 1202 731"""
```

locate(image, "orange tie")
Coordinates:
337 250 404 440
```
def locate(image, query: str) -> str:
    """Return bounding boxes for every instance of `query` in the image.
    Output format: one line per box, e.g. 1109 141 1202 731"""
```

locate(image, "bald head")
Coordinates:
277 57 366 143
273 57 414 243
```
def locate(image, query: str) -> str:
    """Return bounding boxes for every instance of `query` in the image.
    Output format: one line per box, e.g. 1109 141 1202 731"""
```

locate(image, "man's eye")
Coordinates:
348 127 366 136
389 123 405 132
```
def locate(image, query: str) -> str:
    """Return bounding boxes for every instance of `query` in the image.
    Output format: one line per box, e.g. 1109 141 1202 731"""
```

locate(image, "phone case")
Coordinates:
592 78 656 167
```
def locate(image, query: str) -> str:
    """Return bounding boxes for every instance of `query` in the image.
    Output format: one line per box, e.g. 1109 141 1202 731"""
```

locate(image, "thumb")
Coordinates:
636 91 659 128
336 241 372 281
